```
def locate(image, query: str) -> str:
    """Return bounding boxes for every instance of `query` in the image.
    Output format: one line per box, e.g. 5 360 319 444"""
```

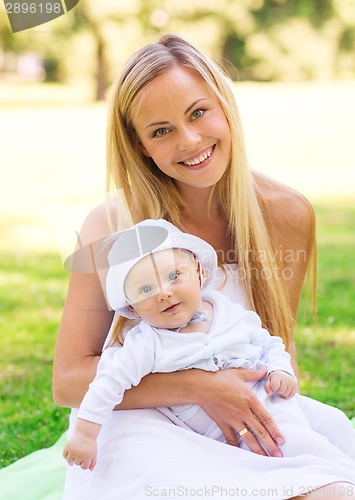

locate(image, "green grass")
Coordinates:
296 201 355 416
0 200 354 469
0 251 70 468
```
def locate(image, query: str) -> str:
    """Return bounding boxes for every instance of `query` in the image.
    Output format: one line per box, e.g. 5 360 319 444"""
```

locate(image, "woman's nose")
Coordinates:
177 126 202 152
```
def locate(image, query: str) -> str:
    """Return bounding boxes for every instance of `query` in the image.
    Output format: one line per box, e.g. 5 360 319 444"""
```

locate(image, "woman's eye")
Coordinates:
191 108 205 120
153 127 169 138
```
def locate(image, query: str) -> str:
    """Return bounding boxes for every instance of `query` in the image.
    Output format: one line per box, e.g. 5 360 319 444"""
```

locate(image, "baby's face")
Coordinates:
124 248 203 329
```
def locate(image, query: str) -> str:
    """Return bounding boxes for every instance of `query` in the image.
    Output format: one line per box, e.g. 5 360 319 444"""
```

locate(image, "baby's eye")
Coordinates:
191 108 206 120
168 272 180 282
140 284 154 294
153 127 169 138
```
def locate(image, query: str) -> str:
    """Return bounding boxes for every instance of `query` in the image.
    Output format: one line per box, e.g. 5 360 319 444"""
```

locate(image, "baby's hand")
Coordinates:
63 432 97 471
264 371 297 399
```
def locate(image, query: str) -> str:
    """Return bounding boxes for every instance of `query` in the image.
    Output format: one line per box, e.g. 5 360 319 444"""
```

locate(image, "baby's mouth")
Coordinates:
163 303 180 313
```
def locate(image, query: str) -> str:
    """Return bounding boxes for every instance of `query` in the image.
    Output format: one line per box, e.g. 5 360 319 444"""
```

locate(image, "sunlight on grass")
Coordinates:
236 81 355 201
0 82 94 108
297 325 355 417
1 81 354 244
0 252 70 467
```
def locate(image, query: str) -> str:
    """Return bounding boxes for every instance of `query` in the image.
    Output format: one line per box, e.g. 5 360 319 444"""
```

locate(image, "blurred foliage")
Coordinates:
252 0 334 27
1 0 355 97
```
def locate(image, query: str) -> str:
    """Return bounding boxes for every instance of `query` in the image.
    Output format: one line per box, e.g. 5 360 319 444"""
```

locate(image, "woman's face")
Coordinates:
132 66 232 192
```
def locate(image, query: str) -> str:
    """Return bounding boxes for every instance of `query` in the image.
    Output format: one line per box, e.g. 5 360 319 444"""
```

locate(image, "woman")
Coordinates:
53 34 355 499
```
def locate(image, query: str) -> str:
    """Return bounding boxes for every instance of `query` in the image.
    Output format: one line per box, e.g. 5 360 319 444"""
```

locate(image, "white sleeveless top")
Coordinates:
206 263 252 310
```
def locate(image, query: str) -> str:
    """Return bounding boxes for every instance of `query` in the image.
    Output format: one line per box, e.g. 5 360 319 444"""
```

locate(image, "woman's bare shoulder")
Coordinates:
79 199 118 246
253 171 315 243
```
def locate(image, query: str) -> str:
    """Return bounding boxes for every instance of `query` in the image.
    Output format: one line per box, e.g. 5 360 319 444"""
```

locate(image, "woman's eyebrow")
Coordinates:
184 98 207 115
144 98 207 129
144 120 170 129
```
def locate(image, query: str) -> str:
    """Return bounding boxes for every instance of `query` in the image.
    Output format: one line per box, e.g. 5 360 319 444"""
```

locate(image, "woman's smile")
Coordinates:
178 144 216 169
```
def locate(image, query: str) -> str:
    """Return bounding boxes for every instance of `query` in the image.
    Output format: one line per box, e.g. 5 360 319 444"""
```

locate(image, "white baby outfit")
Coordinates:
78 289 295 425
64 264 355 500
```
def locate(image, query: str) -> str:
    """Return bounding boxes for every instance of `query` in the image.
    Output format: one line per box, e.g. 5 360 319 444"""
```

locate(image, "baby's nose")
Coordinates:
157 285 173 300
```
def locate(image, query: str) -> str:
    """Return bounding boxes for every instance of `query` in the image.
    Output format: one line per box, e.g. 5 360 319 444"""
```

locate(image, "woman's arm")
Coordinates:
52 270 114 408
53 203 116 407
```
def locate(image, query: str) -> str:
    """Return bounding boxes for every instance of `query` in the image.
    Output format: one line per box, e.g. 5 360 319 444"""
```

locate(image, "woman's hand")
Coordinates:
196 367 284 457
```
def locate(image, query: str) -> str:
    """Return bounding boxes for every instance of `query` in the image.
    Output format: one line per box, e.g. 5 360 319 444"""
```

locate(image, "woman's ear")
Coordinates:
130 128 152 158
138 142 152 158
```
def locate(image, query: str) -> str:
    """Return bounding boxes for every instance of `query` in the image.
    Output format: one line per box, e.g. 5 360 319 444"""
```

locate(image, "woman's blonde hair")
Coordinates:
106 33 298 348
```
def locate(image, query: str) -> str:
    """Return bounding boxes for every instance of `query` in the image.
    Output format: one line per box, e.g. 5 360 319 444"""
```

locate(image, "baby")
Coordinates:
63 219 355 472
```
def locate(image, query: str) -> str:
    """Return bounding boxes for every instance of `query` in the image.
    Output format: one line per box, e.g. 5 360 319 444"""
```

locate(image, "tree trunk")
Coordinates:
95 31 107 101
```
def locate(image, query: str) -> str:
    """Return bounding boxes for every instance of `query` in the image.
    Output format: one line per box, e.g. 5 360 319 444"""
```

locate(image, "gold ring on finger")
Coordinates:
238 427 248 437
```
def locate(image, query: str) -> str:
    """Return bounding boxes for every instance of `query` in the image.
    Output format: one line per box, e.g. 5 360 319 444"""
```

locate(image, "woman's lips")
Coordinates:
178 144 216 170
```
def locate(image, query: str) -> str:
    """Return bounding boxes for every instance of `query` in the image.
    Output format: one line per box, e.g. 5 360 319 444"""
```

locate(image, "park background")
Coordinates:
0 0 354 469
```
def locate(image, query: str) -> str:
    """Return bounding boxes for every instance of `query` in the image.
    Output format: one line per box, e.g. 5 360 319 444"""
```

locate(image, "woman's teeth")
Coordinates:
182 146 213 166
